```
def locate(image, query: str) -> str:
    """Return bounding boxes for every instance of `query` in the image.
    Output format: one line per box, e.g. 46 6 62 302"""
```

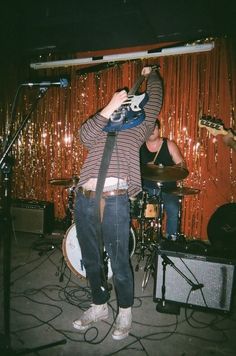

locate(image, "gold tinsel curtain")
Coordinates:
0 37 235 240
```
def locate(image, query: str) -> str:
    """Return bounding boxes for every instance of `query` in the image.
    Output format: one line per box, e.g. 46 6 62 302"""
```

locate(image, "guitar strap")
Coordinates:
102 108 146 132
94 131 117 291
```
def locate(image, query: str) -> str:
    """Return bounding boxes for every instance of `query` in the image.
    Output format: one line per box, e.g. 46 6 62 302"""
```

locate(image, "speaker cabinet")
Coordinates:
11 199 54 235
154 249 235 313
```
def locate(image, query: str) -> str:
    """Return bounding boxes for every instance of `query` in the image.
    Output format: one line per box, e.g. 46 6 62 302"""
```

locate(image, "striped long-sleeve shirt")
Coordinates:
78 70 163 197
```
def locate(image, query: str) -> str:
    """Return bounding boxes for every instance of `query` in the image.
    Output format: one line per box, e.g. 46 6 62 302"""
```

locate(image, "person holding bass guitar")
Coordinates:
72 66 163 340
223 131 236 151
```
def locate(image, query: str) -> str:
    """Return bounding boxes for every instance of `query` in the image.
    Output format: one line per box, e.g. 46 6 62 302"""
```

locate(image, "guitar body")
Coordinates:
103 69 154 132
110 92 148 123
103 109 146 133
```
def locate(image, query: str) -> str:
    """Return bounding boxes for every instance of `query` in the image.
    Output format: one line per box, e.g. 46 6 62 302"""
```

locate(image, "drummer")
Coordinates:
140 119 187 240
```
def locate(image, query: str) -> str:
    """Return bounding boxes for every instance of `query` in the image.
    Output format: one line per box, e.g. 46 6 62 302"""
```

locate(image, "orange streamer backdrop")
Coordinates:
0 37 235 240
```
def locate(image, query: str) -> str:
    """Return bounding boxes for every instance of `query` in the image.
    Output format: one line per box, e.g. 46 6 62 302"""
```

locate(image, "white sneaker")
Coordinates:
112 307 132 340
73 303 109 331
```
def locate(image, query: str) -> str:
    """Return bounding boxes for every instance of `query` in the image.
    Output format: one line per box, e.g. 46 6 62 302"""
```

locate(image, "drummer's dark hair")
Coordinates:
155 119 161 129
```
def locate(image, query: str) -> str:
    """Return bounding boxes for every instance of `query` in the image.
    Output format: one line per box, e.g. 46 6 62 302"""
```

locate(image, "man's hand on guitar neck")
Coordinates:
223 131 236 152
141 66 152 77
100 66 155 120
100 90 128 119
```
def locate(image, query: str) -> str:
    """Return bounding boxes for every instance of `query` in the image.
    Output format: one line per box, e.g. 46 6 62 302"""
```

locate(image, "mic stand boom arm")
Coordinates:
161 254 204 290
156 254 203 315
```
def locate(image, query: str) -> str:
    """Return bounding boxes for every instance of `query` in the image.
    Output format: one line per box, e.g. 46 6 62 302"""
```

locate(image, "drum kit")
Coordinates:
49 164 200 287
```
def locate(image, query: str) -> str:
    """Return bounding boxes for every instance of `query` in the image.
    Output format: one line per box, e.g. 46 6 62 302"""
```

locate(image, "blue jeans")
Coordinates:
74 191 134 307
143 187 180 237
162 192 179 237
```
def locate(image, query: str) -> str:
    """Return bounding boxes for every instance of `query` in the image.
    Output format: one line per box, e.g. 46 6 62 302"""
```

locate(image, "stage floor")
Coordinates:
0 227 236 356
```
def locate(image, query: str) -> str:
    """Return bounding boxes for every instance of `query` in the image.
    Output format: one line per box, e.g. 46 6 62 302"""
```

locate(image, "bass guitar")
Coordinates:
198 115 236 140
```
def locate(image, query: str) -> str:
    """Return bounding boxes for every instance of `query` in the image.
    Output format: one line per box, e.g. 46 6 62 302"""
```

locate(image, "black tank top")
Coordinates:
140 138 177 190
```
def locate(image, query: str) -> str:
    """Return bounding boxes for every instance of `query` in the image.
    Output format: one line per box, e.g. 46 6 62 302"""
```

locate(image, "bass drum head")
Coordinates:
62 224 113 279
63 224 136 279
207 203 236 251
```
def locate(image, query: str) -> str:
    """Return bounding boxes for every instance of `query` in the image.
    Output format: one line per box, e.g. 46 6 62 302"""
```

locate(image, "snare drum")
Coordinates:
131 192 159 219
62 223 136 279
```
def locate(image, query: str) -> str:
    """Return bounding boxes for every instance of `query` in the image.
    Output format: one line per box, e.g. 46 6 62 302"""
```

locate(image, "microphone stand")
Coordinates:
156 254 204 315
0 87 66 355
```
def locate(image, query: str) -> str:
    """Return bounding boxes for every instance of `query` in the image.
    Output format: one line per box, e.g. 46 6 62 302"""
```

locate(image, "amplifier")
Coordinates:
154 249 236 313
11 199 54 235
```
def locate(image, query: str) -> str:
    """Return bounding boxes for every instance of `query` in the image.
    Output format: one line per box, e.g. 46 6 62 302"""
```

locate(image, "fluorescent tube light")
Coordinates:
30 42 214 70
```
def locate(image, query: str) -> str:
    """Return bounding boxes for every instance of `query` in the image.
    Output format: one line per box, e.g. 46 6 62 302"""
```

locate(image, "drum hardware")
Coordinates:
134 219 158 271
49 178 74 187
49 175 79 229
141 244 158 291
155 182 164 241
164 186 200 239
134 192 157 271
134 183 164 284
49 176 79 187
138 161 196 290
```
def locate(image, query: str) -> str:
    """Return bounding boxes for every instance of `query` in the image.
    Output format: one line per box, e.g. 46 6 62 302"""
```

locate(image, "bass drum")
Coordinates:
62 223 136 279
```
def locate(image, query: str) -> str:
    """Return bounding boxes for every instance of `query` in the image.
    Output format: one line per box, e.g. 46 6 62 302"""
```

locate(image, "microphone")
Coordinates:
22 78 68 88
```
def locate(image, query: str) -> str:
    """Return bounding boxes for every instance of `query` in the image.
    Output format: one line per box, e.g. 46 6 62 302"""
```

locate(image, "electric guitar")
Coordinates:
198 115 236 140
103 68 155 132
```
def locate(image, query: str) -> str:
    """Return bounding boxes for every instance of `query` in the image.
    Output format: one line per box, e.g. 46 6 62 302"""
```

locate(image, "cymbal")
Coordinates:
49 178 73 186
141 164 189 182
165 187 200 196
49 175 79 187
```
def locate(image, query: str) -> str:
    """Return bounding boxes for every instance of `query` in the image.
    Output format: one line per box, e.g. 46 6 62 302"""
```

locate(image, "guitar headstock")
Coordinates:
198 115 227 136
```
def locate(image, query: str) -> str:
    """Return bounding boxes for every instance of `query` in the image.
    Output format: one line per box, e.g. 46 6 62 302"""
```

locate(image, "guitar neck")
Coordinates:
128 66 159 95
128 75 145 95
220 128 236 140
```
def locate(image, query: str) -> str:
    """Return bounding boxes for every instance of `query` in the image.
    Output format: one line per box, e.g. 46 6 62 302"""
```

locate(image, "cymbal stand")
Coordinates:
134 191 148 269
176 194 187 242
177 195 183 236
155 182 164 243
141 182 164 290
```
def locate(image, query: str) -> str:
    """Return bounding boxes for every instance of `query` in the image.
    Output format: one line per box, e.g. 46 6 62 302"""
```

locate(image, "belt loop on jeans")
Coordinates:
78 186 127 198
